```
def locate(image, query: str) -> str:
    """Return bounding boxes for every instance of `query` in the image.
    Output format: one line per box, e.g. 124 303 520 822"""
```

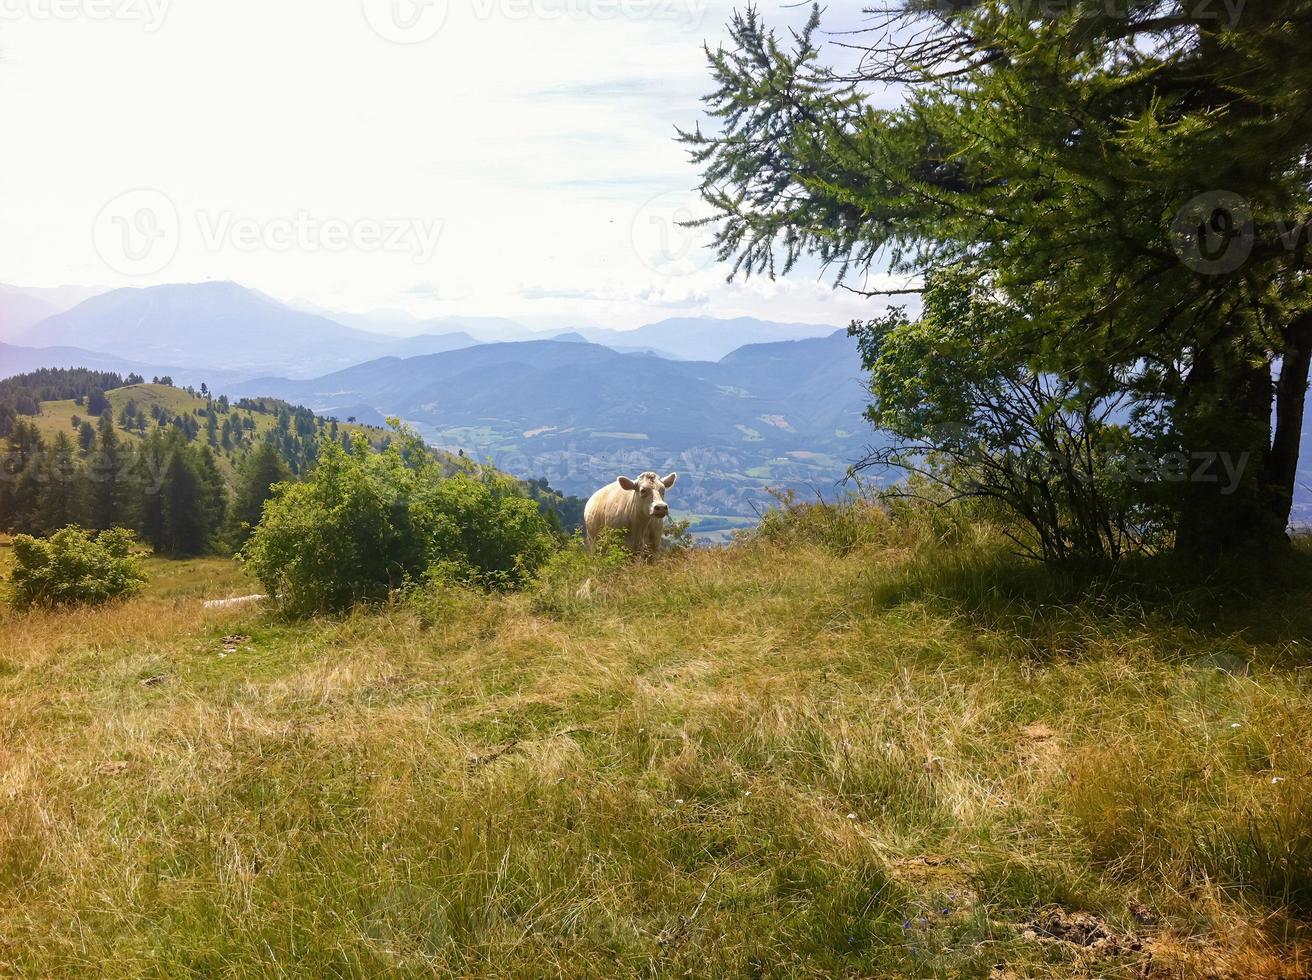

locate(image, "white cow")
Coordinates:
584 471 678 559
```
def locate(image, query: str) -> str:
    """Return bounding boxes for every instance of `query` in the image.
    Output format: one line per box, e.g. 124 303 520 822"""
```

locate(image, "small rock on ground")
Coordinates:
203 595 267 610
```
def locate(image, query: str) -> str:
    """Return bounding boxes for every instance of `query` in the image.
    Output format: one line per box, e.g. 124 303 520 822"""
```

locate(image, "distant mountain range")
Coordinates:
231 332 879 516
7 281 843 375
0 280 865 516
566 317 841 362
14 282 450 379
0 341 149 379
296 303 840 360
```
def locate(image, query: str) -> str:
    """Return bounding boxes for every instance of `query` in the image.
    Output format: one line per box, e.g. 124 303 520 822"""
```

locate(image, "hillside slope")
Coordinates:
1 523 1309 977
26 383 393 487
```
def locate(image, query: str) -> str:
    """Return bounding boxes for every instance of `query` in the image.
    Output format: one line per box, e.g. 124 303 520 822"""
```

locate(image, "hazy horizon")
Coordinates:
3 278 853 339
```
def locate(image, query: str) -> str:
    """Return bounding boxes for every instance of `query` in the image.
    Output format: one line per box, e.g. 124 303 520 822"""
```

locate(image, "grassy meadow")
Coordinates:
1 515 1310 977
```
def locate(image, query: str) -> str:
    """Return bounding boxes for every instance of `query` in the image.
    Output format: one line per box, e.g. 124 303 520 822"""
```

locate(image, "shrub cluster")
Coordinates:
7 526 146 609
242 432 556 614
749 489 893 556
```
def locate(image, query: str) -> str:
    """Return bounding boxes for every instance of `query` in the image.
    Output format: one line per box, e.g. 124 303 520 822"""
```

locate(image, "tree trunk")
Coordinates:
1266 309 1312 532
1174 344 1284 558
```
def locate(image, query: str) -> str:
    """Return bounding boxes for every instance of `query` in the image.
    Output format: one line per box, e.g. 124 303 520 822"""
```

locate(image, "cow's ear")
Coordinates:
618 476 637 491
661 472 678 489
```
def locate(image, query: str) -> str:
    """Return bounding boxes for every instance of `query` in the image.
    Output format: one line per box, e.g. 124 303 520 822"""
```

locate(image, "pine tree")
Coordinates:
136 431 168 552
1 403 20 439
160 442 204 556
683 4 1312 555
227 441 292 547
138 432 227 556
0 420 45 532
195 445 228 546
78 421 96 452
85 412 129 530
38 431 79 532
86 389 110 416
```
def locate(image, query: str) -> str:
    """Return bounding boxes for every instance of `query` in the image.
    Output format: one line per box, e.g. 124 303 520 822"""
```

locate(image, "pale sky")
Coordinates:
0 0 907 330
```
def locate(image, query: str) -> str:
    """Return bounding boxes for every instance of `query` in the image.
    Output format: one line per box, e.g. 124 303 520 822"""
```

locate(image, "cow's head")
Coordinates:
618 471 677 519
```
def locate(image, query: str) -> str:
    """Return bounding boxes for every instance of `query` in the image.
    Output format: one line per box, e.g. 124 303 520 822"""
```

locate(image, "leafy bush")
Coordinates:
662 517 695 554
849 271 1163 562
242 432 557 614
7 526 146 609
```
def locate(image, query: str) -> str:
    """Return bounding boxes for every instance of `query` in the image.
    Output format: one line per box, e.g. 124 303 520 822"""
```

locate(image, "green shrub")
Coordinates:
662 517 695 554
422 468 557 590
242 432 557 614
7 526 146 609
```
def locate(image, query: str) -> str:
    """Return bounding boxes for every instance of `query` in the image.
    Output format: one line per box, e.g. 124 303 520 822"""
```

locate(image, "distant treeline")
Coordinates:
2 412 295 556
0 368 186 439
0 367 586 555
0 368 139 435
522 477 587 536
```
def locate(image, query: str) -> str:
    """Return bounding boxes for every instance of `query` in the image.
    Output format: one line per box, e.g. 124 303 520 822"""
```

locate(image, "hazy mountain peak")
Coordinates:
0 282 106 341
18 281 383 379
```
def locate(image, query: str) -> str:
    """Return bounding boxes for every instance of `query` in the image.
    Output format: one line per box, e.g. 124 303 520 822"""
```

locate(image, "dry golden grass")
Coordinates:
1 519 1310 977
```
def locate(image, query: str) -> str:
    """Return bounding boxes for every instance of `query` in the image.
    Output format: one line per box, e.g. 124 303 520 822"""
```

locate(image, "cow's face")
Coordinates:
618 471 677 519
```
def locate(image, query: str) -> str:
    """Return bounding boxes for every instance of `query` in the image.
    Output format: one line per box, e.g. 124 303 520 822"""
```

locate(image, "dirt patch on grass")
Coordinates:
1019 720 1065 769
1021 722 1056 740
892 853 961 884
1023 907 1140 955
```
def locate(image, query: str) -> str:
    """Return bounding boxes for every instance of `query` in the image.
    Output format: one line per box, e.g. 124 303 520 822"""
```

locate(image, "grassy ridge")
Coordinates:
27 382 391 482
1 519 1309 977
31 383 389 444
